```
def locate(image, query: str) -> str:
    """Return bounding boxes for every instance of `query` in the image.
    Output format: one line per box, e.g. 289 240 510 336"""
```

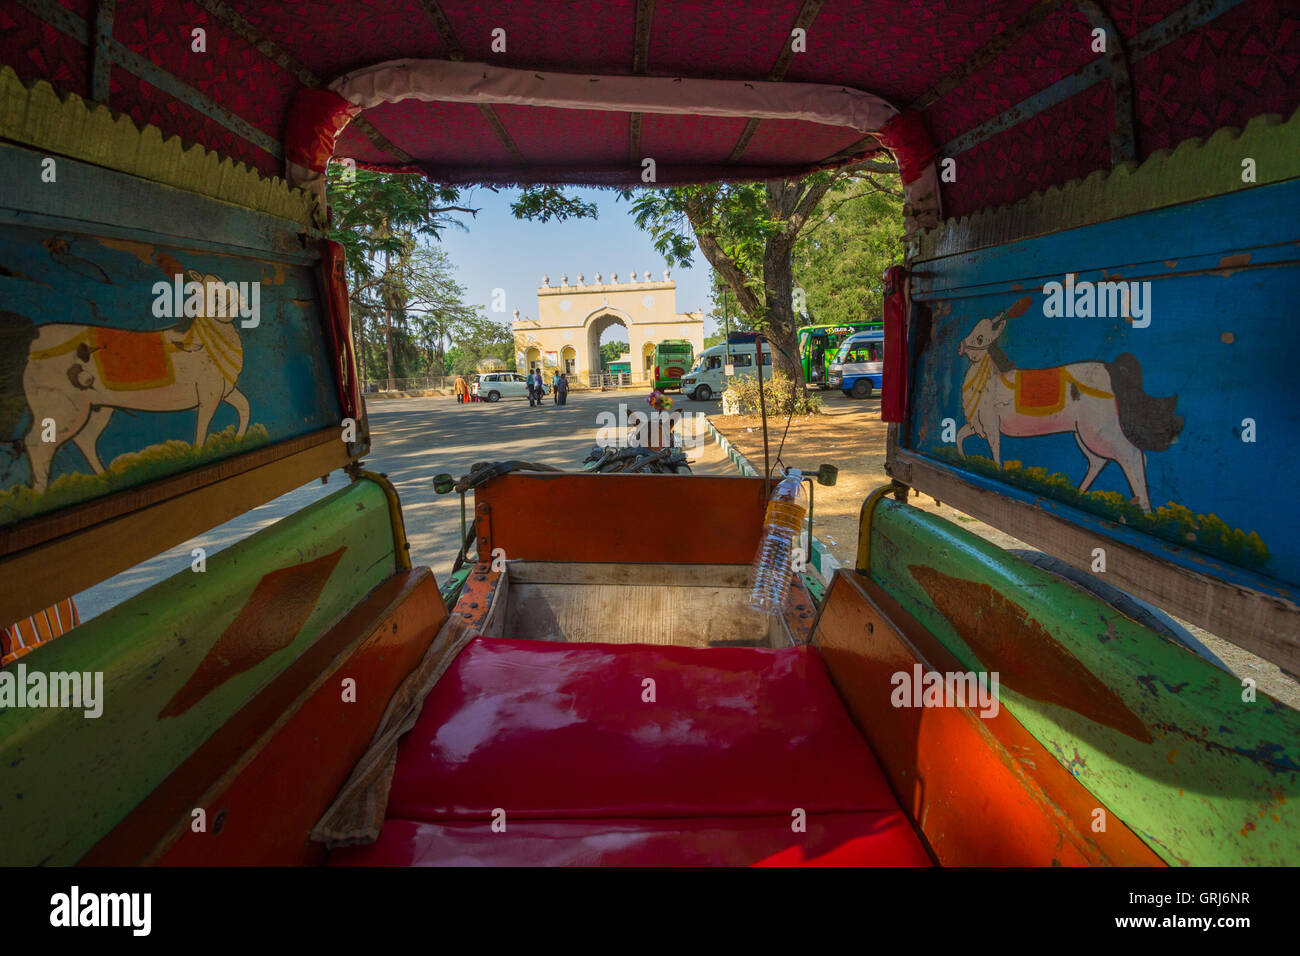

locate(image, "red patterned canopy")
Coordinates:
3 0 1295 219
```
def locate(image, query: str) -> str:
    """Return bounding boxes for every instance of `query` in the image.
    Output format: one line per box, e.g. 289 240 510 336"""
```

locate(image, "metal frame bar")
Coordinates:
627 0 655 164
942 0 1249 158
194 0 413 164
413 0 525 162
90 0 114 103
726 0 825 162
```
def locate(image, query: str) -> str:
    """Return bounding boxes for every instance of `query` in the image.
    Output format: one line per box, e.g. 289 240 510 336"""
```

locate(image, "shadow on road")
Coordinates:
74 391 731 620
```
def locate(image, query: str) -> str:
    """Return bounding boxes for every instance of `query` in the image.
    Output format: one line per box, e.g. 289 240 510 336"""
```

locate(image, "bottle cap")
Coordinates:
785 467 802 481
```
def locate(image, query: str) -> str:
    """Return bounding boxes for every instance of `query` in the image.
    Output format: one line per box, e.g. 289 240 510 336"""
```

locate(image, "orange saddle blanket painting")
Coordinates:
1008 367 1066 416
92 327 176 390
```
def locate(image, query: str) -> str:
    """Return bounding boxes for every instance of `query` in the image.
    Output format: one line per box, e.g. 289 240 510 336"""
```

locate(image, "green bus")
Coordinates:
798 321 883 387
652 339 695 390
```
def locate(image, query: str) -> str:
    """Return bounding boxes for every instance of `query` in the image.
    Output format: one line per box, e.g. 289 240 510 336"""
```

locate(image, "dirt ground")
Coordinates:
709 391 1300 710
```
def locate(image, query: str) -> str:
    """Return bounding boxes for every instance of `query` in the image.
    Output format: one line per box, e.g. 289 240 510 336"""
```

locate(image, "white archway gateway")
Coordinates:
515 272 704 386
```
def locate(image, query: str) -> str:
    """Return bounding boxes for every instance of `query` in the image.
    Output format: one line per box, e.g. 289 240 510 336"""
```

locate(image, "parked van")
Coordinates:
681 342 773 401
828 330 884 399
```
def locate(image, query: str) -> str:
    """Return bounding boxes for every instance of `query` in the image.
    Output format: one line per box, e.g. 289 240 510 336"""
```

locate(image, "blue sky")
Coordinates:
433 186 719 345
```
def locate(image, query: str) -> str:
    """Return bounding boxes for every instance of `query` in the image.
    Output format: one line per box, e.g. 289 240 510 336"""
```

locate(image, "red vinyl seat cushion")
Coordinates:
329 812 930 866
330 637 930 866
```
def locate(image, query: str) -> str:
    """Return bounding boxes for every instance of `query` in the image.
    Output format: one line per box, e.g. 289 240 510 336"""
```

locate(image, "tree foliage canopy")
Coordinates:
793 177 904 326
619 161 902 388
326 168 597 385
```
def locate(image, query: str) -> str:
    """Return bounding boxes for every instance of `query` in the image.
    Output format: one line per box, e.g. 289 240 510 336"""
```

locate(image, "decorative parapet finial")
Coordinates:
594 272 602 284
561 272 568 285
663 268 671 280
629 270 638 282
610 271 618 283
513 308 520 320
576 273 584 285
542 274 550 286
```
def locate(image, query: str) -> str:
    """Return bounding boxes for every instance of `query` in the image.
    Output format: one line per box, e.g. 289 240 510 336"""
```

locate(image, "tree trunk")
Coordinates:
683 175 842 397
351 295 369 390
382 250 395 390
762 240 804 388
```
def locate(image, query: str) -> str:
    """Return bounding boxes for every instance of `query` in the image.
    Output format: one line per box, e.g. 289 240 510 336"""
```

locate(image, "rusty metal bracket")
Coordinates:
475 501 492 564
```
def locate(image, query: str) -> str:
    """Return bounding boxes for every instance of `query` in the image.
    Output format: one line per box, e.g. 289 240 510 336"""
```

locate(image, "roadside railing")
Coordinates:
364 376 455 392
364 371 657 393
585 372 649 389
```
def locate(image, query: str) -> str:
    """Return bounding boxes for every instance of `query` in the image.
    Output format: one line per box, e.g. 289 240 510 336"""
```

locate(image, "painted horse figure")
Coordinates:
20 270 251 494
955 297 1182 513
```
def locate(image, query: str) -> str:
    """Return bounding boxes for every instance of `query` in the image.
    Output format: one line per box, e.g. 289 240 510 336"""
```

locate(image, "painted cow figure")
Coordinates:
955 297 1182 513
20 270 251 494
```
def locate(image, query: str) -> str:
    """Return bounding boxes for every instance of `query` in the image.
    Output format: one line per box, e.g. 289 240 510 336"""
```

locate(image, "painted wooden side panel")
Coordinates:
814 570 1164 866
0 142 343 532
475 473 770 565
153 569 445 866
0 478 397 865
864 498 1300 866
904 177 1300 604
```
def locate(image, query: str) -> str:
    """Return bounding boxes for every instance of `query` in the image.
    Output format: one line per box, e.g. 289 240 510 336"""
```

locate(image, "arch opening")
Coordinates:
587 311 631 384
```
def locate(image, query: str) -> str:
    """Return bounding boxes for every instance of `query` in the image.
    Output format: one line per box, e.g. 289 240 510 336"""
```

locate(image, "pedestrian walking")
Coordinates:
526 370 536 406
558 373 569 406
552 370 561 405
454 373 468 404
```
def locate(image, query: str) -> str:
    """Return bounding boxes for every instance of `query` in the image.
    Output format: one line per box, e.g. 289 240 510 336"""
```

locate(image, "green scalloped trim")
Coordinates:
913 109 1300 260
0 66 323 231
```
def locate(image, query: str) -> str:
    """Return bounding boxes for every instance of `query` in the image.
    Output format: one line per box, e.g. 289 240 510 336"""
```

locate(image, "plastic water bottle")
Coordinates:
748 468 808 616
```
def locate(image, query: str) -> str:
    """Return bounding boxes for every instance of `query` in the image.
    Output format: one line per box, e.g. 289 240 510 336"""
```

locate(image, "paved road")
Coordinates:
74 390 731 620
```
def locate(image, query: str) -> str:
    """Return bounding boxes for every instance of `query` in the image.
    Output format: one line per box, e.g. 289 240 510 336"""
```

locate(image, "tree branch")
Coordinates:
685 198 764 319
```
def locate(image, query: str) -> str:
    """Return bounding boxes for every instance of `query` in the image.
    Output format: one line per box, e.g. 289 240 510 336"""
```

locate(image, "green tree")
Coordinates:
329 169 479 387
390 243 481 375
621 161 898 389
444 321 516 374
327 169 598 388
793 176 904 326
598 341 626 368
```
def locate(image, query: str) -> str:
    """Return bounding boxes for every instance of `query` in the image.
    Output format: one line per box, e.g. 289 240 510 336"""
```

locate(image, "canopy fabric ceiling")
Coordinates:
2 0 1295 221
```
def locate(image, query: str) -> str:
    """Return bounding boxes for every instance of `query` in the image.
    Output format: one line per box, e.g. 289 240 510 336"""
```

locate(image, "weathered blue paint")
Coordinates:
0 144 341 527
904 176 1300 601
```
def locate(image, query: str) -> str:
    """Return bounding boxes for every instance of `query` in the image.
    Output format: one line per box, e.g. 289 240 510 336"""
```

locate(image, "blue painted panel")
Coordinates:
914 179 1299 296
0 181 341 529
905 179 1300 599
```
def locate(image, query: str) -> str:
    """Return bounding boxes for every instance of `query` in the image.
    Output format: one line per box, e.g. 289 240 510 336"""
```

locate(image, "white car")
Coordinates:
472 372 550 402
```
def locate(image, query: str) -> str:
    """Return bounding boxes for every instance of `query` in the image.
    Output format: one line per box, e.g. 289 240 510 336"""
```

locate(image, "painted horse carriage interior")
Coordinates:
0 0 1296 866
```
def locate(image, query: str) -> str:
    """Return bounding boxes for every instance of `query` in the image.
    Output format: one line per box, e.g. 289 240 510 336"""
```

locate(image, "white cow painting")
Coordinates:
21 270 251 494
955 296 1182 512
